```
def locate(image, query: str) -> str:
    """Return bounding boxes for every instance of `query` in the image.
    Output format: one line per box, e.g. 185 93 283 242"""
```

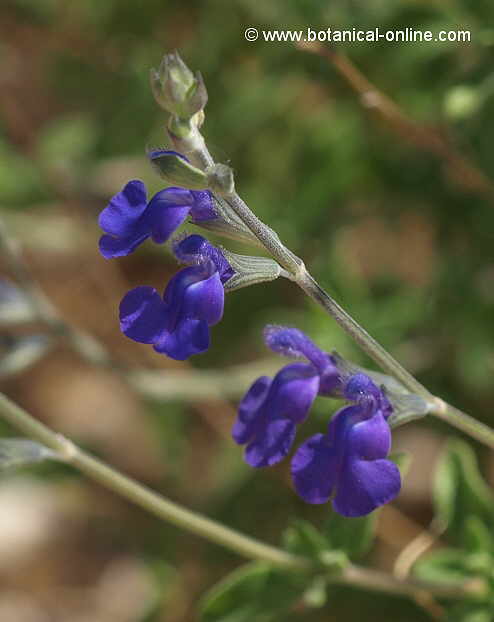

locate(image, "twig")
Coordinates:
297 42 494 200
0 390 484 602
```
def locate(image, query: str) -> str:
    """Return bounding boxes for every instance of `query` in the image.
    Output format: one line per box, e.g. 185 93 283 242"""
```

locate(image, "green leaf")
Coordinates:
0 438 57 469
413 549 474 585
464 516 492 553
282 519 329 559
323 511 377 560
199 562 303 622
447 603 494 622
434 439 494 545
302 576 327 608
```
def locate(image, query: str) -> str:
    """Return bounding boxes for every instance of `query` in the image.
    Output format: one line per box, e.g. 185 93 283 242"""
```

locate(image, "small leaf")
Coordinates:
282 519 329 560
464 516 492 553
0 335 53 379
434 439 494 545
303 576 327 608
0 438 57 470
199 562 303 622
0 280 35 326
324 511 377 560
413 549 474 585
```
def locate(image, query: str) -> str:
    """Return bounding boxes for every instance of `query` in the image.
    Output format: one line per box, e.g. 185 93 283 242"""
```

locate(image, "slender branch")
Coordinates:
0 390 483 601
297 42 494 201
430 398 494 449
0 219 110 367
169 119 494 450
0 391 306 570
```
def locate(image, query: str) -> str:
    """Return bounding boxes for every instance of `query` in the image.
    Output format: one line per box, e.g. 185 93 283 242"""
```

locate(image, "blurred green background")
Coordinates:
0 0 493 620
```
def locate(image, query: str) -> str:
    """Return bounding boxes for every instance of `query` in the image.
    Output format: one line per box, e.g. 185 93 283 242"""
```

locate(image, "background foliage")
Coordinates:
0 0 493 620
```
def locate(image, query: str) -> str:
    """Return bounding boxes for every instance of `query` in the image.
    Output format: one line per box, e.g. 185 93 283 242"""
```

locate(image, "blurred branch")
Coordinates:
0 218 110 367
0 390 485 602
297 42 494 201
128 358 279 401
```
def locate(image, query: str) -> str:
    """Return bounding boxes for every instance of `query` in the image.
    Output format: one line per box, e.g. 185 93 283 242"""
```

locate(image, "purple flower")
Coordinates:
98 174 216 259
232 327 340 467
232 363 320 468
264 325 341 395
119 235 232 360
291 372 400 517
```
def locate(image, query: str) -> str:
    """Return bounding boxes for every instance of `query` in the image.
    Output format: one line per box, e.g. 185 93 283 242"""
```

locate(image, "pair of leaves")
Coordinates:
414 439 494 620
199 562 305 622
200 451 412 621
433 439 494 548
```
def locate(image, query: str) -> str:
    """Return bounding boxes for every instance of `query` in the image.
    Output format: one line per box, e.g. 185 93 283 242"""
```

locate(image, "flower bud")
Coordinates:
149 150 208 189
150 51 208 119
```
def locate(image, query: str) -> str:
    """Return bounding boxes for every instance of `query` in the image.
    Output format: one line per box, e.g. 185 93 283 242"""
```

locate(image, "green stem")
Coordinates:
169 120 494 451
0 391 482 601
431 398 494 449
0 392 306 570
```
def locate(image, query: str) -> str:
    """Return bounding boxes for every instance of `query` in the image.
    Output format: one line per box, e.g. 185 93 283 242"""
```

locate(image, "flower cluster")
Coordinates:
98 151 233 360
232 326 401 517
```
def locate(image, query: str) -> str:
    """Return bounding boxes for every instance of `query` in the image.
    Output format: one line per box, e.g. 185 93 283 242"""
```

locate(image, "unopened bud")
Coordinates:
149 150 208 189
150 51 208 119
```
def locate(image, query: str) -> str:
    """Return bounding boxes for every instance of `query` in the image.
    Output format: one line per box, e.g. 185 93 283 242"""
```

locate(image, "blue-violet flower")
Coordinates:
232 326 340 468
291 372 400 517
119 234 233 360
98 155 215 259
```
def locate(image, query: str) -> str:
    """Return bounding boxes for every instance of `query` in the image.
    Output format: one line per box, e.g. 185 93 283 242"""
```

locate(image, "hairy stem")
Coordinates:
0 391 483 601
169 122 494 450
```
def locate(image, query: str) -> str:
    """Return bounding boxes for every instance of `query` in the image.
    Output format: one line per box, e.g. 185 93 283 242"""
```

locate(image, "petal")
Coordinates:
245 419 296 468
149 206 190 244
161 266 214 329
263 325 340 389
119 286 166 344
346 411 391 460
232 376 272 444
99 232 149 258
153 317 209 360
180 269 224 326
173 234 209 262
267 363 319 424
332 458 401 517
145 188 193 244
189 190 217 222
148 149 189 162
173 234 233 282
99 180 148 237
291 433 338 504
